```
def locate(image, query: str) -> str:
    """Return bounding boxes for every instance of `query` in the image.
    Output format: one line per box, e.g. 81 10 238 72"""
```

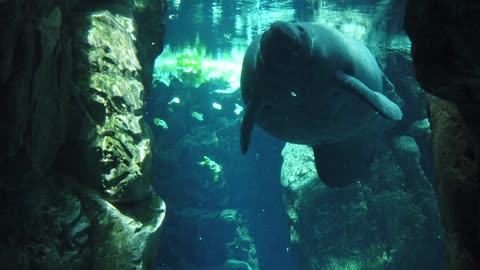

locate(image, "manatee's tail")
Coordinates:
240 99 261 154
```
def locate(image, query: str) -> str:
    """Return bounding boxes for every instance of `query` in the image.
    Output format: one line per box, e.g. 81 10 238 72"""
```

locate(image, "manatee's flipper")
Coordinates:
240 98 261 154
312 127 380 188
336 70 403 121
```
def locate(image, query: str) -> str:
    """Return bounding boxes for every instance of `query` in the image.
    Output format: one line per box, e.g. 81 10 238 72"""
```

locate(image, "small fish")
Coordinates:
191 111 204 121
153 118 168 129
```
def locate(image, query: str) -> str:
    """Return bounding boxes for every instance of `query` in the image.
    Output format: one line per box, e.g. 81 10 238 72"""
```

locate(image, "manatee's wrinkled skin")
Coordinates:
240 21 402 187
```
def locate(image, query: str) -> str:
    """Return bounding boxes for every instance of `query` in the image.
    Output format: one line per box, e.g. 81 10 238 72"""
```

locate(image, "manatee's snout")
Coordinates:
260 21 303 71
267 21 300 49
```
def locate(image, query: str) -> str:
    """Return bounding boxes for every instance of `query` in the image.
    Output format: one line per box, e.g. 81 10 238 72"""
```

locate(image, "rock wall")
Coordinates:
404 1 480 269
281 141 444 270
0 0 167 269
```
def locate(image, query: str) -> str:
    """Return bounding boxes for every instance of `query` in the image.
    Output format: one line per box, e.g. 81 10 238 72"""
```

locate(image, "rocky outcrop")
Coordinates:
71 9 154 202
426 95 479 270
281 142 444 270
404 1 480 269
404 1 480 115
0 1 166 269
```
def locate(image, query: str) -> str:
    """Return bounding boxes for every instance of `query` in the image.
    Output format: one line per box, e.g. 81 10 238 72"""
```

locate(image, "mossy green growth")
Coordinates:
323 245 393 270
191 111 204 121
153 118 168 129
198 156 222 183
153 38 243 89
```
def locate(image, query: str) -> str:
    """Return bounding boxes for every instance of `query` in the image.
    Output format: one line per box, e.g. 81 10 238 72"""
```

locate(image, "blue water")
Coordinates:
146 1 443 270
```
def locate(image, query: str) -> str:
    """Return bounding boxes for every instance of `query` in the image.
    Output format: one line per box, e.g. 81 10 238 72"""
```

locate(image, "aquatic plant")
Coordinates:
191 111 204 121
153 118 168 129
198 156 222 183
153 39 242 90
323 247 393 270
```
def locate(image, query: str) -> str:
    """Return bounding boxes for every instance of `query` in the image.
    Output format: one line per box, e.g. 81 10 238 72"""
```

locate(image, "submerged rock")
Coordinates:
0 175 166 270
280 142 444 270
0 1 167 269
405 1 480 269
69 10 153 203
426 94 480 270
224 259 253 270
83 190 166 270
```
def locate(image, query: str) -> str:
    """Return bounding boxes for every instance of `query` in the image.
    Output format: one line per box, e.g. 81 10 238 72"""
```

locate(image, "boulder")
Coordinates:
405 1 480 268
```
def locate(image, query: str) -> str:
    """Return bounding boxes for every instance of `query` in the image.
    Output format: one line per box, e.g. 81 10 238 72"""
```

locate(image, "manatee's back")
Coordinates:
240 36 261 106
305 22 383 95
344 36 383 94
269 23 382 144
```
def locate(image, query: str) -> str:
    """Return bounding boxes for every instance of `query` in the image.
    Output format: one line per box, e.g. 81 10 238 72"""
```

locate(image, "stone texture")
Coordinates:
426 94 480 270
82 190 166 270
0 1 167 269
0 2 71 173
71 9 153 202
281 142 444 270
391 135 441 232
0 177 91 270
404 1 480 269
224 259 253 270
0 175 166 270
404 1 480 112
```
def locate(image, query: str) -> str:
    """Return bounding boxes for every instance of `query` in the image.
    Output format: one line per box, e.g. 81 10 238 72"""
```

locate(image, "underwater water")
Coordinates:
146 1 445 270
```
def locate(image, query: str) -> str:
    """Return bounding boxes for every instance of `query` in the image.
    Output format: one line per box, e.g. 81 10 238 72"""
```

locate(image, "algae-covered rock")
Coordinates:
0 175 165 270
0 5 71 174
83 190 166 270
409 118 432 162
0 1 167 269
426 94 480 270
224 259 253 270
410 118 431 137
281 144 370 269
0 176 91 270
281 143 444 270
392 135 420 161
29 7 70 174
70 10 153 203
405 0 480 263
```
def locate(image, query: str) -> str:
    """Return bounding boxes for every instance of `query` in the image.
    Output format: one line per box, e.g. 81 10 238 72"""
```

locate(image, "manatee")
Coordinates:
240 21 402 187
